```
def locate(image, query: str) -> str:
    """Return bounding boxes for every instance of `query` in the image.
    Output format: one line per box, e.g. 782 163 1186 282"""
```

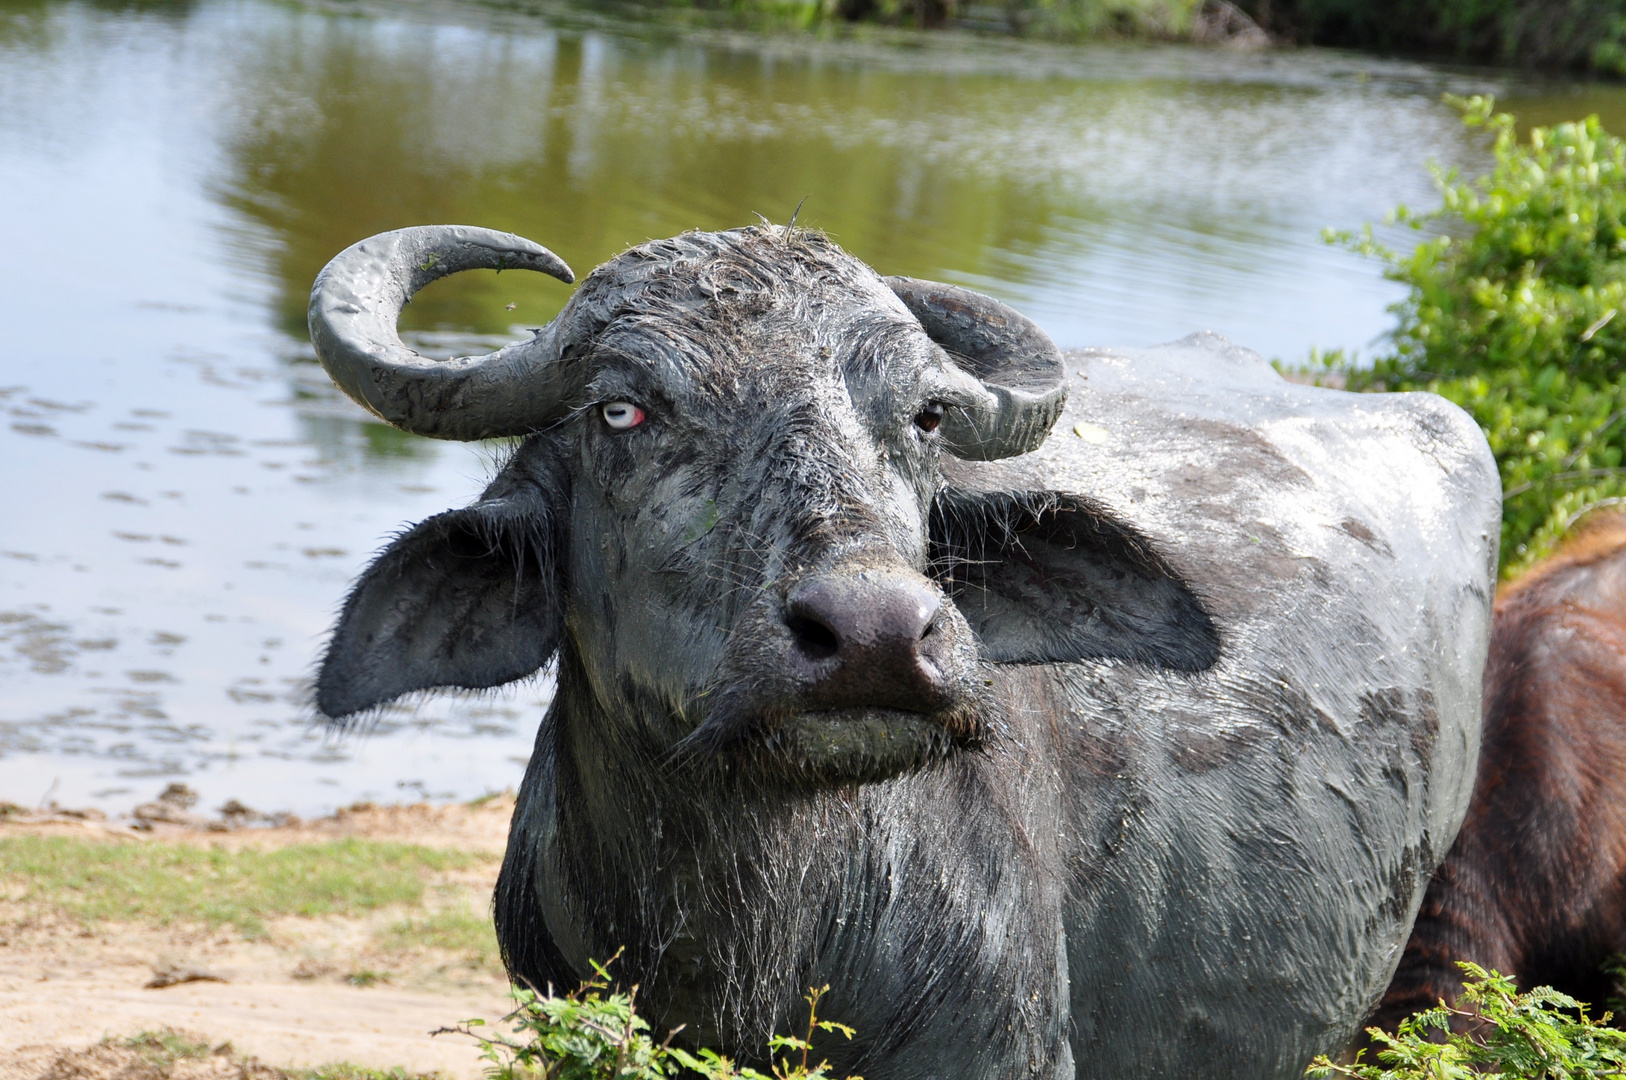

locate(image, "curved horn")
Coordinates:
886 277 1067 460
308 225 577 440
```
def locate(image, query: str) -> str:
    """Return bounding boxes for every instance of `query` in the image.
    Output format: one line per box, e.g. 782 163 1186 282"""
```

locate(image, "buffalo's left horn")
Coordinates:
886 277 1067 460
308 225 576 440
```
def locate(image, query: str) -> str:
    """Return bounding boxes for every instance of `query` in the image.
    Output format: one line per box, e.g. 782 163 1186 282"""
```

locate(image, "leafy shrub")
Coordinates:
991 0 1196 39
639 0 1198 38
1318 96 1626 576
670 985 858 1080
1234 0 1626 77
438 954 860 1080
640 0 1626 56
1308 963 1626 1078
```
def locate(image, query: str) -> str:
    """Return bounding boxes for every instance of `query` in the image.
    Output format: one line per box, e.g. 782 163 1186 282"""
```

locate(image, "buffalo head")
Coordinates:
311 225 1215 783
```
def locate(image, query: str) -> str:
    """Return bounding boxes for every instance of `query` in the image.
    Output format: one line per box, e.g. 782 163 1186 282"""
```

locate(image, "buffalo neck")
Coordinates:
511 649 1074 1078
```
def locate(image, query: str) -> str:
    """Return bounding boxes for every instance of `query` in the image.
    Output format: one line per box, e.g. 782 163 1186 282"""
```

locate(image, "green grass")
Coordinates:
119 1029 217 1069
345 968 394 987
0 836 490 937
385 909 500 966
299 1067 444 1080
100 1030 445 1080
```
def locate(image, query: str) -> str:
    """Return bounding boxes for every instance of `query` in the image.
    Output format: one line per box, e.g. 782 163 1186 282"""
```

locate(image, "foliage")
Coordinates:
636 0 1198 38
0 835 486 936
439 954 860 1080
993 0 1197 39
668 984 858 1080
640 0 1626 56
1308 964 1626 1079
1317 96 1626 575
1233 0 1626 76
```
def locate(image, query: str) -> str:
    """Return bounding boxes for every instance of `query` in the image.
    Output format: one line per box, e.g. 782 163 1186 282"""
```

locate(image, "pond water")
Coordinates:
1 0 1621 817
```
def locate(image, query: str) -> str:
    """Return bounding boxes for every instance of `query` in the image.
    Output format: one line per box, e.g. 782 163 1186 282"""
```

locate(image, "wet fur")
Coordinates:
498 659 1064 1078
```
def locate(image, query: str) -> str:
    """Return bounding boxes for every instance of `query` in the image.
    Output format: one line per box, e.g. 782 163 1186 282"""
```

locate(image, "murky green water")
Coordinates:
1 0 1618 815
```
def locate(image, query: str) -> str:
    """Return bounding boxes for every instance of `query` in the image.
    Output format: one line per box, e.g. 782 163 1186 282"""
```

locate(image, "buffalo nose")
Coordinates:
783 572 953 711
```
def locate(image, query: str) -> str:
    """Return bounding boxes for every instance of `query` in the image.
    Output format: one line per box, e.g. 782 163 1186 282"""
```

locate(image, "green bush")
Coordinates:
1317 96 1626 576
1234 0 1626 77
1309 964 1626 1078
638 0 1626 58
993 0 1196 39
439 954 860 1080
633 0 1198 38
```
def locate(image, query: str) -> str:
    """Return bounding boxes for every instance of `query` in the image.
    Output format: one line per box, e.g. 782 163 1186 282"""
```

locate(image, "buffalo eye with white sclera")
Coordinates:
913 403 945 433
602 402 646 430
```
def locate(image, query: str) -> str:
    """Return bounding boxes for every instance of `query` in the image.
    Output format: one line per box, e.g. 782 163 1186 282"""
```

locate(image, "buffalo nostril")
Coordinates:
783 571 958 711
787 613 840 660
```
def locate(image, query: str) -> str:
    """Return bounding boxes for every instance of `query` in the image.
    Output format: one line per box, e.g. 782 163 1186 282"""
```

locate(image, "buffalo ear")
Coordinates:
316 492 562 720
930 490 1219 671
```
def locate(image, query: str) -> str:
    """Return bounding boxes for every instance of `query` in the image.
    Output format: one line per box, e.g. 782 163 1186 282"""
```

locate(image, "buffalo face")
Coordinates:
542 248 995 782
311 225 1212 783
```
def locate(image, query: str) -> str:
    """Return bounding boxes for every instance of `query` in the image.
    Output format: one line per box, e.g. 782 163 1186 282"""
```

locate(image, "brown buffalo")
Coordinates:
1374 513 1626 1031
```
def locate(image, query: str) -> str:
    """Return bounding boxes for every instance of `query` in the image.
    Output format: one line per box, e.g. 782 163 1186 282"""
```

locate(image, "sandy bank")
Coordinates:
0 796 521 1079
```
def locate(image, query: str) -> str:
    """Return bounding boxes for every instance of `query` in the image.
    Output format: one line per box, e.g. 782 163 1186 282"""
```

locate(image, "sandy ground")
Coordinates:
0 798 521 1079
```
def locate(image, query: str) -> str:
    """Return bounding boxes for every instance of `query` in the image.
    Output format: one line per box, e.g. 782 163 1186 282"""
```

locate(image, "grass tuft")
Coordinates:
385 910 499 966
345 969 393 987
82 1029 445 1080
119 1028 219 1066
298 1068 444 1080
0 836 490 936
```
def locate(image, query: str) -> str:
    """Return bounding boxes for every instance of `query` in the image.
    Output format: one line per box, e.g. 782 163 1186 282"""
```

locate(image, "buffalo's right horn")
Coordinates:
308 226 577 441
886 277 1067 460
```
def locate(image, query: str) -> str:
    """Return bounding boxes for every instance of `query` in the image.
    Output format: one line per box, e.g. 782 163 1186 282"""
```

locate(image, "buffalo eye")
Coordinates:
602 402 646 430
913 402 945 433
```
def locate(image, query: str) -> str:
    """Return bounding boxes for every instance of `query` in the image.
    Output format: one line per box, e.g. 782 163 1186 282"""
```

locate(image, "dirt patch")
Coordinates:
0 798 519 1079
8 1031 299 1080
4 1027 449 1080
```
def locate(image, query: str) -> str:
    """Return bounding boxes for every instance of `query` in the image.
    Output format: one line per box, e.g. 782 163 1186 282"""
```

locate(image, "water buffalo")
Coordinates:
1373 514 1626 1032
307 224 1501 1080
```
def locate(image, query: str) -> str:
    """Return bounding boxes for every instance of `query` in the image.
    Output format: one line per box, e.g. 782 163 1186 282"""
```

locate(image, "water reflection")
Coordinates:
0 0 1589 815
216 8 1493 357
